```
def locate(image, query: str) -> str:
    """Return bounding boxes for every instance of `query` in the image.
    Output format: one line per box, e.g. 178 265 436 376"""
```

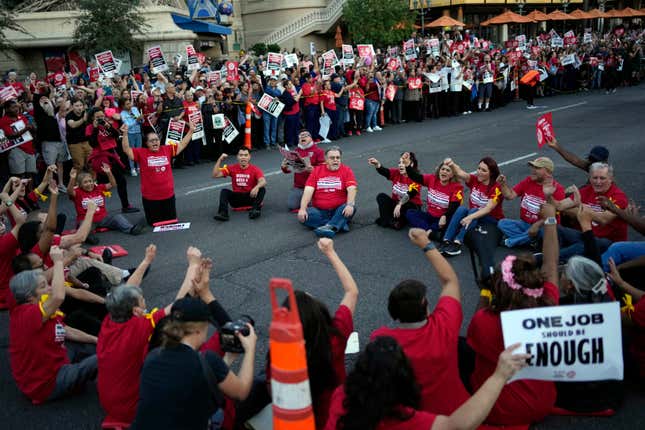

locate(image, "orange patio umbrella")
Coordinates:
425 15 466 28
585 9 605 19
602 9 624 18
546 10 577 21
526 10 549 21
334 25 343 48
621 7 645 17
568 9 592 20
481 11 536 26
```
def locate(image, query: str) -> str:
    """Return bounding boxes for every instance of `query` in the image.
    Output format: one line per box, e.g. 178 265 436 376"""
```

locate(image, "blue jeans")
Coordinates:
284 113 300 148
365 99 379 129
262 112 278 147
128 132 142 170
405 210 441 231
444 207 498 243
304 105 320 139
498 219 532 248
325 108 339 140
97 213 134 234
557 225 612 262
303 204 355 232
601 242 645 272
336 104 347 136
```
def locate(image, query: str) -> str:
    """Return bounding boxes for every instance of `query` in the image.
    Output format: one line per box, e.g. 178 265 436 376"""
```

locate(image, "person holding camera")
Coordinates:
132 289 257 430
85 108 138 214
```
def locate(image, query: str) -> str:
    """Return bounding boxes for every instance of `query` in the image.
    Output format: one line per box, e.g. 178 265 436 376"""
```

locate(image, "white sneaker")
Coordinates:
373 125 382 131
131 168 138 177
462 112 468 115
612 88 616 94
527 105 537 109
322 138 332 144
366 127 373 133
468 111 472 114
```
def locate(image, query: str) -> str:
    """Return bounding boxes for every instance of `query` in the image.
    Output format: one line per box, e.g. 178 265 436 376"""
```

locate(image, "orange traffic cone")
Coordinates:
244 102 252 149
269 278 315 430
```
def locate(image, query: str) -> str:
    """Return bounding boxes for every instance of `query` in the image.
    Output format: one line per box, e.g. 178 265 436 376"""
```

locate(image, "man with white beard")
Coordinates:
34 92 68 191
280 130 325 211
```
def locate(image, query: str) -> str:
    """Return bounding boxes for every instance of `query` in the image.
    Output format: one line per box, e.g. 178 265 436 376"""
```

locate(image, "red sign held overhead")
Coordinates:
536 112 555 148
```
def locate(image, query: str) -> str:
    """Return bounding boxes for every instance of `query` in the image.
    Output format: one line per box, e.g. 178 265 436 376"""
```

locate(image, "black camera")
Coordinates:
219 315 254 353
97 118 106 126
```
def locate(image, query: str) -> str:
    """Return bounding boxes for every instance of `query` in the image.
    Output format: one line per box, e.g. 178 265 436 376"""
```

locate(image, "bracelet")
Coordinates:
422 242 436 253
346 202 355 207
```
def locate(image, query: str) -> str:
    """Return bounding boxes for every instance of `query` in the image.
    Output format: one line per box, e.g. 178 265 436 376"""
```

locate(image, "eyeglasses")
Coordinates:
327 156 341 160
148 138 160 142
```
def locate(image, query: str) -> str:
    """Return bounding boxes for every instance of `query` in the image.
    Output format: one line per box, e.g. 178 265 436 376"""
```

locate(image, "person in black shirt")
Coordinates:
66 99 92 171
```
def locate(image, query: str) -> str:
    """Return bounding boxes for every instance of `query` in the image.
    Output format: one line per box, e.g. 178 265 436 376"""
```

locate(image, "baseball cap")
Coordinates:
194 86 204 91
171 297 210 322
527 157 554 173
587 146 609 163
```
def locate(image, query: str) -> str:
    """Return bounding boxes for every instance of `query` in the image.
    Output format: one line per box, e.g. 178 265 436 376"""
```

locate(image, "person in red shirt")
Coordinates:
439 157 504 256
5 71 26 96
281 79 302 147
325 336 530 430
466 203 560 426
320 78 347 142
298 146 358 238
67 166 144 235
121 122 195 225
0 178 28 309
281 130 325 210
9 246 98 404
302 65 322 141
498 157 565 248
371 228 470 415
0 99 37 177
97 244 195 426
368 152 422 230
212 147 266 220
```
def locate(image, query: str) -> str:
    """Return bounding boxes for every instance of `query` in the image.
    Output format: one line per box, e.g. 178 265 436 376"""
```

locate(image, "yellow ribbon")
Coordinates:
102 190 112 198
39 294 65 319
621 294 635 320
480 288 493 304
144 308 160 328
34 189 48 202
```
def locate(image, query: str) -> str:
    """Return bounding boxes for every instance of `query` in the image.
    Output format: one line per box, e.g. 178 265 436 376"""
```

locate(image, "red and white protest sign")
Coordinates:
95 50 117 78
322 49 339 66
0 85 18 103
222 117 239 144
267 52 283 75
408 77 422 90
403 39 416 61
258 93 285 118
564 36 577 46
185 45 200 71
89 67 100 82
357 44 374 59
225 61 239 82
348 90 364 111
148 46 169 74
207 71 221 87
507 50 522 65
387 57 400 71
505 40 519 50
0 119 33 153
531 46 540 56
130 90 144 102
188 111 204 140
385 84 397 102
481 40 490 50
342 44 354 65
165 118 185 146
536 112 555 148
47 71 67 87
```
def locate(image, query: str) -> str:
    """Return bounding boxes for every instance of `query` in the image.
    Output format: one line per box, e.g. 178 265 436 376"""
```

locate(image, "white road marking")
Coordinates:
535 101 587 115
185 170 283 195
469 152 537 174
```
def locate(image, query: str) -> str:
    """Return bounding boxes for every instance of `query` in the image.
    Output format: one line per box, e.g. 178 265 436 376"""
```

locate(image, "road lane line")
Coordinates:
536 101 587 115
469 152 537 174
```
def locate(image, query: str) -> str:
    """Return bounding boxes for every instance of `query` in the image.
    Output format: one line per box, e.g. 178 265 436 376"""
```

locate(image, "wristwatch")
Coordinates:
3 198 12 207
544 216 557 225
422 242 436 253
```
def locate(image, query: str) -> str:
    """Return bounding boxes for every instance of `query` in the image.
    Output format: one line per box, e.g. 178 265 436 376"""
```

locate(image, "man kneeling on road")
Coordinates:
298 146 357 238
212 148 266 221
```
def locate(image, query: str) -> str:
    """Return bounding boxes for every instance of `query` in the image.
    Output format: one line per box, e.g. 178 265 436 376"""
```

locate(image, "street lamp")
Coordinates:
517 0 526 16
414 0 426 37
562 0 570 13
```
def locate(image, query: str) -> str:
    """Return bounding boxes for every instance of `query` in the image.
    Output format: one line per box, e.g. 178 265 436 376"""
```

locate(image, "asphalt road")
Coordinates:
1 86 644 429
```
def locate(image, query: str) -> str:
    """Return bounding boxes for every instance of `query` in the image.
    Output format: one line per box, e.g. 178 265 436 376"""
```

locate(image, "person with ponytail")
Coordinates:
325 336 530 430
464 202 560 426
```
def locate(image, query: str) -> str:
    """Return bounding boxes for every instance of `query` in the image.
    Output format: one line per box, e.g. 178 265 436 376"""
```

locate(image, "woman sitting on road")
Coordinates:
368 152 422 230
324 336 530 430
404 158 464 239
439 157 504 257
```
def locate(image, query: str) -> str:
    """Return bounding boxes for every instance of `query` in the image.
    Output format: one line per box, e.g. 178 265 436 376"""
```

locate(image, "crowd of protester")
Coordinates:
0 23 643 430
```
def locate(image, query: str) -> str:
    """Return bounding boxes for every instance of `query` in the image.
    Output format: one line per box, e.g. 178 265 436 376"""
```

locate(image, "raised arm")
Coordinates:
175 121 195 155
60 200 97 249
598 197 645 235
1 179 28 227
211 153 228 178
67 168 78 198
367 157 391 180
162 246 202 315
444 157 470 182
127 244 156 287
120 123 135 160
37 180 60 255
191 258 232 327
546 138 589 171
497 174 517 200
317 238 358 314
408 228 461 301
540 203 559 287
40 246 66 320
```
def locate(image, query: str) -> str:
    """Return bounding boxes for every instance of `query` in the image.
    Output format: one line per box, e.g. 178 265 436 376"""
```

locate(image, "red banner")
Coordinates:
225 61 239 82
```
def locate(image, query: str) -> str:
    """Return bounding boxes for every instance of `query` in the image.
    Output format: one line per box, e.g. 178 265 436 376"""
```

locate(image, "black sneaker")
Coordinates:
213 212 229 221
444 242 462 256
438 240 451 254
129 219 145 235
248 209 261 219
102 248 113 265
85 233 100 245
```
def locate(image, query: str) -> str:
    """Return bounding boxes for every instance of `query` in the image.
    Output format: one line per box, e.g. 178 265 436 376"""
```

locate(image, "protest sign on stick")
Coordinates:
225 61 239 81
95 50 117 78
148 46 169 74
188 111 204 140
186 45 200 71
501 302 623 381
267 52 283 75
403 39 417 60
165 119 185 146
342 45 354 65
258 93 285 118
223 117 239 144
536 112 555 148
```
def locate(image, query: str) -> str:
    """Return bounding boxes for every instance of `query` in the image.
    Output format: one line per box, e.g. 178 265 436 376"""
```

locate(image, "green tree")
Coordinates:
250 43 268 56
0 0 29 53
266 43 281 53
73 0 150 54
342 0 415 47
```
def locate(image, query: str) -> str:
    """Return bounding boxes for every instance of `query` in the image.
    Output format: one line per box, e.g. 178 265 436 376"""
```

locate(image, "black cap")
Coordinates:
171 297 210 322
330 73 339 80
587 146 609 163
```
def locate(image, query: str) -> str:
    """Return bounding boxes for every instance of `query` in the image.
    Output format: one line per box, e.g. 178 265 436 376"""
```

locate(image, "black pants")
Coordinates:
218 188 265 214
97 163 130 209
142 195 177 225
375 193 418 229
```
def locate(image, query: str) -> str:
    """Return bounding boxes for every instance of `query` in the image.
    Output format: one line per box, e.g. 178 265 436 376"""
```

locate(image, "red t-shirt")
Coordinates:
321 90 336 111
371 296 470 415
306 164 357 210
0 232 19 309
467 174 505 220
133 145 176 200
283 87 300 116
73 184 108 223
302 82 320 106
97 309 166 424
424 175 463 218
579 183 628 242
390 169 422 206
9 303 70 402
0 114 35 154
324 386 437 430
219 163 264 193
466 282 559 425
292 145 325 189
85 124 117 151
513 176 565 224
8 191 39 226
183 101 199 120
31 235 62 270
630 298 645 379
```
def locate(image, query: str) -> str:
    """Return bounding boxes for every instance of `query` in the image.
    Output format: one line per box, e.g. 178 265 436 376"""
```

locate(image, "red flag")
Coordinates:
536 112 555 148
